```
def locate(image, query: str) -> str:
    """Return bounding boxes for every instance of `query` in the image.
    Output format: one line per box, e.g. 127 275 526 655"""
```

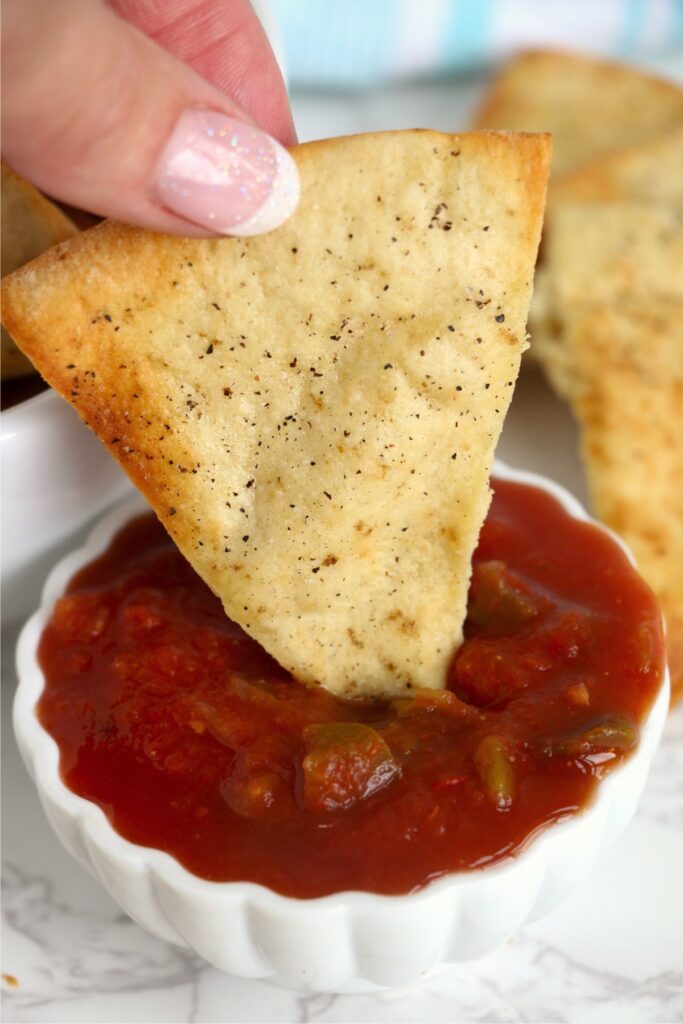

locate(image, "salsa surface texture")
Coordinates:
37 479 665 897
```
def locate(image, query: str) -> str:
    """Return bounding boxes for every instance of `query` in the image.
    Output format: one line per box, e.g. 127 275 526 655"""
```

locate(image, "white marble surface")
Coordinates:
4 64 683 1023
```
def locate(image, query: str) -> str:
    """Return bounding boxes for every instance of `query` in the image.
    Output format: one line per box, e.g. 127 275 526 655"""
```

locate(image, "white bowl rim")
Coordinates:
14 459 671 915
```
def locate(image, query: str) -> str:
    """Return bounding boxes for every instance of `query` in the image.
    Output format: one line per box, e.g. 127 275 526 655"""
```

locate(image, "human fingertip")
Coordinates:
152 109 300 237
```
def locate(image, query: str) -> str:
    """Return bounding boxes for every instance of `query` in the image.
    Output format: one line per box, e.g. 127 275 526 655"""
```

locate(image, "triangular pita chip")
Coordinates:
2 131 550 697
474 50 683 176
533 133 683 700
1 163 78 379
568 303 683 702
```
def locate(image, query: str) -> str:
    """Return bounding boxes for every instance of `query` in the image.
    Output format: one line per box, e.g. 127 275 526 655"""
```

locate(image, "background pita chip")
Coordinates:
551 128 683 209
533 199 683 401
2 130 550 698
474 50 683 176
535 165 683 700
568 303 683 701
526 265 571 396
545 200 683 307
1 163 78 380
475 53 683 379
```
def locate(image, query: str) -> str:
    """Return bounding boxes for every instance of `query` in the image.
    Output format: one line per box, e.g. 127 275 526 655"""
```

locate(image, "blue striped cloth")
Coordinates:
270 0 683 88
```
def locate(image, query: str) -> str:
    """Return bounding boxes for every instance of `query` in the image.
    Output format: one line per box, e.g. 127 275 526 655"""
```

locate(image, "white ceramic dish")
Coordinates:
14 461 670 993
1 388 132 625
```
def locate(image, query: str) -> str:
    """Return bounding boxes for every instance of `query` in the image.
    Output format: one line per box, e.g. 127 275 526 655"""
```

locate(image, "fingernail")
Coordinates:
153 110 300 236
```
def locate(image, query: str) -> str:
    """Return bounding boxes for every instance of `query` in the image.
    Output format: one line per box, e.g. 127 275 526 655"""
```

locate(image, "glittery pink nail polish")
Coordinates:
153 110 300 236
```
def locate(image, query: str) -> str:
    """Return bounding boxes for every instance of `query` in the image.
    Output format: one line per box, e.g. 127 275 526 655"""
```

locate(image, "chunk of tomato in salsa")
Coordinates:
36 480 665 898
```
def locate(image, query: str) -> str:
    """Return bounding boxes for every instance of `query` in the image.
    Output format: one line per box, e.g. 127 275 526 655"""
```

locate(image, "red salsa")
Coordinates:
38 480 665 897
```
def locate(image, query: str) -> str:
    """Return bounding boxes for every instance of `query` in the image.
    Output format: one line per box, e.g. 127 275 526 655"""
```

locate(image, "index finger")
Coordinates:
107 0 296 144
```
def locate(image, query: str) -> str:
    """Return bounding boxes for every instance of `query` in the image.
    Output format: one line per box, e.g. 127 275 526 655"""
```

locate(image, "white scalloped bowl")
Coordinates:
14 462 670 992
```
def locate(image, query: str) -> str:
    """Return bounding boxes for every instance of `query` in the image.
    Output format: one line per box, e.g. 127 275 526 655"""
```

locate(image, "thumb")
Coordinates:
1 0 300 237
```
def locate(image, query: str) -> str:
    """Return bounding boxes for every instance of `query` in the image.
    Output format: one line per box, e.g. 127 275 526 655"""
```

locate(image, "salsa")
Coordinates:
37 480 665 897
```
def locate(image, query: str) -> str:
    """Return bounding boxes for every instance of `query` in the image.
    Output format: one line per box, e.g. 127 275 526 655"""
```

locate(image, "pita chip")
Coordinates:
1 163 78 380
568 303 683 702
2 131 550 697
551 127 683 210
531 196 683 401
474 50 683 176
476 54 683 370
536 152 683 700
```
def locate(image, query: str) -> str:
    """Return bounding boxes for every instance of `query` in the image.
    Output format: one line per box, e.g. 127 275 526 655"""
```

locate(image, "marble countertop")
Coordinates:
3 65 683 1023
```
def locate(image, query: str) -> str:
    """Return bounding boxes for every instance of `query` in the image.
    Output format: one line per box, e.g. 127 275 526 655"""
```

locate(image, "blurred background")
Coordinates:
264 0 683 140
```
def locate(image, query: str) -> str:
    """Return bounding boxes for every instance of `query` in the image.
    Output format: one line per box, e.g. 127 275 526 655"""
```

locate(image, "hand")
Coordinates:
1 0 299 236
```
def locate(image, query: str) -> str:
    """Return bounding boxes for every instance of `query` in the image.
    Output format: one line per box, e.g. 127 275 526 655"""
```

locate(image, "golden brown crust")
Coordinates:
1 163 78 380
2 130 550 697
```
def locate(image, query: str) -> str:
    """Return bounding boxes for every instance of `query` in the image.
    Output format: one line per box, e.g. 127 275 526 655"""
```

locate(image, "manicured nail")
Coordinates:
153 110 300 236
